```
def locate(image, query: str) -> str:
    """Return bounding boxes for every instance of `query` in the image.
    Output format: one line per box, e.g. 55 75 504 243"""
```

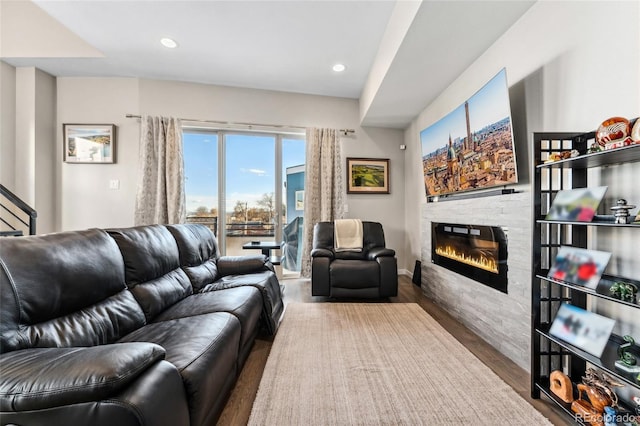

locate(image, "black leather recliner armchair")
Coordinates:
311 221 398 298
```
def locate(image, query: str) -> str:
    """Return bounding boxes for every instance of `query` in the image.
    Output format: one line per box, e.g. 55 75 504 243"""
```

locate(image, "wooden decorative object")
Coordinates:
577 383 611 413
571 399 604 426
550 370 574 403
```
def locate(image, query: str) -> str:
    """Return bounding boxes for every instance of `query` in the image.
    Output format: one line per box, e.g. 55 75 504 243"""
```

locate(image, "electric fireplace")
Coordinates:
431 222 508 293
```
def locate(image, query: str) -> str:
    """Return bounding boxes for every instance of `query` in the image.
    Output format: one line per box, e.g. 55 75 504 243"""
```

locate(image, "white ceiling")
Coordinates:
1 0 535 129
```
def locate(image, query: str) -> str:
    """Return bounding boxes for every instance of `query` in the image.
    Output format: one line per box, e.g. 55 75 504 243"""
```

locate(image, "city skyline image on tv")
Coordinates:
420 68 518 197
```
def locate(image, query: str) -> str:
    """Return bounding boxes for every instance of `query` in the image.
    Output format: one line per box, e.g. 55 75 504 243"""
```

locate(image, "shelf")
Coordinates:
268 255 282 265
536 327 640 389
535 380 579 424
536 144 640 169
532 129 640 423
536 379 638 425
537 219 640 229
536 275 640 310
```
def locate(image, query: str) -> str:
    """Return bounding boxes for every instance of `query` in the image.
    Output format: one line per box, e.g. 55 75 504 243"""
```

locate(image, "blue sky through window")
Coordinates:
184 132 305 214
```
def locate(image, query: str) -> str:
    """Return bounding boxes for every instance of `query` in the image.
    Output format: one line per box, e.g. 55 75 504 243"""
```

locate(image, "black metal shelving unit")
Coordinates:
531 130 640 423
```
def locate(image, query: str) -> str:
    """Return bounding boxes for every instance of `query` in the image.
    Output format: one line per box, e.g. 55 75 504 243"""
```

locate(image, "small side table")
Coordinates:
242 241 282 265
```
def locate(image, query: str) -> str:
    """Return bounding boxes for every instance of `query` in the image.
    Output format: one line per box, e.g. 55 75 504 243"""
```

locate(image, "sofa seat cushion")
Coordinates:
153 287 262 352
330 259 379 289
0 343 165 411
201 271 283 334
118 312 241 426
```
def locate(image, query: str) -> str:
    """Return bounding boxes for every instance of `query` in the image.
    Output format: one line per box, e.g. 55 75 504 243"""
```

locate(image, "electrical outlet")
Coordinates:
109 179 120 190
344 204 349 213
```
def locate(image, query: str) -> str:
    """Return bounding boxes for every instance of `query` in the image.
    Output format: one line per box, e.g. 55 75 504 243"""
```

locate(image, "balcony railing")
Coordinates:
185 215 275 237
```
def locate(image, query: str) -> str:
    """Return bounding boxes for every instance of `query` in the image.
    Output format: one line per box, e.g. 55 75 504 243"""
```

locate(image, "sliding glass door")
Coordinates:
281 138 306 274
183 129 305 276
223 134 276 256
183 131 219 233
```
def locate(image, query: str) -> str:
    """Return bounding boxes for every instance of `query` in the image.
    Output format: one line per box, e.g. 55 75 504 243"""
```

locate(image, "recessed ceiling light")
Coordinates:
160 38 178 49
332 63 346 72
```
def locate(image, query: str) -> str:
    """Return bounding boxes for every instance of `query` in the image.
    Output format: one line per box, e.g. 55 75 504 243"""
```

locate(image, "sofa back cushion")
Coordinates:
108 225 192 321
0 229 146 353
167 224 220 293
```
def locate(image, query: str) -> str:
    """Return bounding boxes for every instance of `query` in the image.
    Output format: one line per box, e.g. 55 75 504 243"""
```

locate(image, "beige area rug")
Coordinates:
249 303 552 425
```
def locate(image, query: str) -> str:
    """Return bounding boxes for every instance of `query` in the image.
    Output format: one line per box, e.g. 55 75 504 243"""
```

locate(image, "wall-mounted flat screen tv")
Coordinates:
420 68 518 198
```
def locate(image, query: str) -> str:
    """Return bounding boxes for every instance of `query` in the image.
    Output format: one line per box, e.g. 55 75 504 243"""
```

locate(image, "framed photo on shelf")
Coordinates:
63 124 116 163
346 157 389 194
549 303 615 358
546 186 608 222
547 246 611 289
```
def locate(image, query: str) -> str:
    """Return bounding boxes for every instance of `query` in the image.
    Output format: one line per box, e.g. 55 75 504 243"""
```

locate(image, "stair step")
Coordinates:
0 230 24 237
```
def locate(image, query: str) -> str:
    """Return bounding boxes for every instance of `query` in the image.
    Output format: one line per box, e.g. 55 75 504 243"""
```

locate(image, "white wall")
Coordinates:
406 1 640 267
57 77 140 231
1 66 56 234
359 0 421 124
1 62 16 189
56 78 405 265
34 68 56 234
15 68 36 205
405 1 640 368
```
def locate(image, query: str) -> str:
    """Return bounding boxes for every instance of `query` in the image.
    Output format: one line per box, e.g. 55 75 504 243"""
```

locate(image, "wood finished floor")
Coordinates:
217 275 571 426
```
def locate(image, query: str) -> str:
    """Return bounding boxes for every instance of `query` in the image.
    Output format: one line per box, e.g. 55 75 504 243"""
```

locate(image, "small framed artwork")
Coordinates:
63 124 116 163
346 157 389 194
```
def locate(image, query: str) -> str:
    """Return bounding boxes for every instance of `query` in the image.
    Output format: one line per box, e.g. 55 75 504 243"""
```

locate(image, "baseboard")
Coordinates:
398 269 411 277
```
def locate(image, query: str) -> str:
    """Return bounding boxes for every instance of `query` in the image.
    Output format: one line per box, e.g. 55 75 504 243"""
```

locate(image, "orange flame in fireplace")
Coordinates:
435 244 499 274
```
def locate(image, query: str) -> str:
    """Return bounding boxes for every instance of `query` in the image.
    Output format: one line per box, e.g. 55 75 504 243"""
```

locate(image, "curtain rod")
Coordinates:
125 114 355 136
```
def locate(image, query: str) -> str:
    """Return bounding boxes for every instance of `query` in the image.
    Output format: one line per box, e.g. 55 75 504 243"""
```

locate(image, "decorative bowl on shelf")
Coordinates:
632 119 640 143
596 116 631 146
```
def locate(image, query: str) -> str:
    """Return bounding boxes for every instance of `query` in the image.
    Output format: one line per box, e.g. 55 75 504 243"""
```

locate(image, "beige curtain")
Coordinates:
134 115 186 225
300 128 345 277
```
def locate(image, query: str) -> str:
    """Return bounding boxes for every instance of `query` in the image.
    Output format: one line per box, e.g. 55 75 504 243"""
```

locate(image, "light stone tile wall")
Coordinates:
421 190 532 371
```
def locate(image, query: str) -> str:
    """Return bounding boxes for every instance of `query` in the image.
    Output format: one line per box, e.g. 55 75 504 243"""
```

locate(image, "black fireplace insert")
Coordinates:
431 222 508 293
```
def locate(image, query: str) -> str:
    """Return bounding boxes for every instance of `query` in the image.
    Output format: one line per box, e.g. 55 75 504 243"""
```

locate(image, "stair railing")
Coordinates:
0 184 37 236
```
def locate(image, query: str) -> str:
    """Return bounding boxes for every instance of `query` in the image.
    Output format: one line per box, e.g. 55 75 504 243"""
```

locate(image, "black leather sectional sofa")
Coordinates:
0 223 284 426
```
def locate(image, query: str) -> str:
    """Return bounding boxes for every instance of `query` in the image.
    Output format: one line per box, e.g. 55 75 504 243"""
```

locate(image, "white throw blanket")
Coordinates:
334 219 363 252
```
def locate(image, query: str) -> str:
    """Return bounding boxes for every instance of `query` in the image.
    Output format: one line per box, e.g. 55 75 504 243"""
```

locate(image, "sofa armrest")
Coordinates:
311 248 334 259
0 343 165 412
217 255 272 276
311 257 331 296
367 247 395 260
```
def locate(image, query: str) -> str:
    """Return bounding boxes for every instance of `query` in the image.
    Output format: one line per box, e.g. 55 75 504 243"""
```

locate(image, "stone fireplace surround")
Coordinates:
421 190 531 370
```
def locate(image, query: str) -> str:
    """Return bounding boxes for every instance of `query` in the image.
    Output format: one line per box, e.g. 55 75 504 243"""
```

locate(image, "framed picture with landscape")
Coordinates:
63 123 116 163
347 158 390 194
